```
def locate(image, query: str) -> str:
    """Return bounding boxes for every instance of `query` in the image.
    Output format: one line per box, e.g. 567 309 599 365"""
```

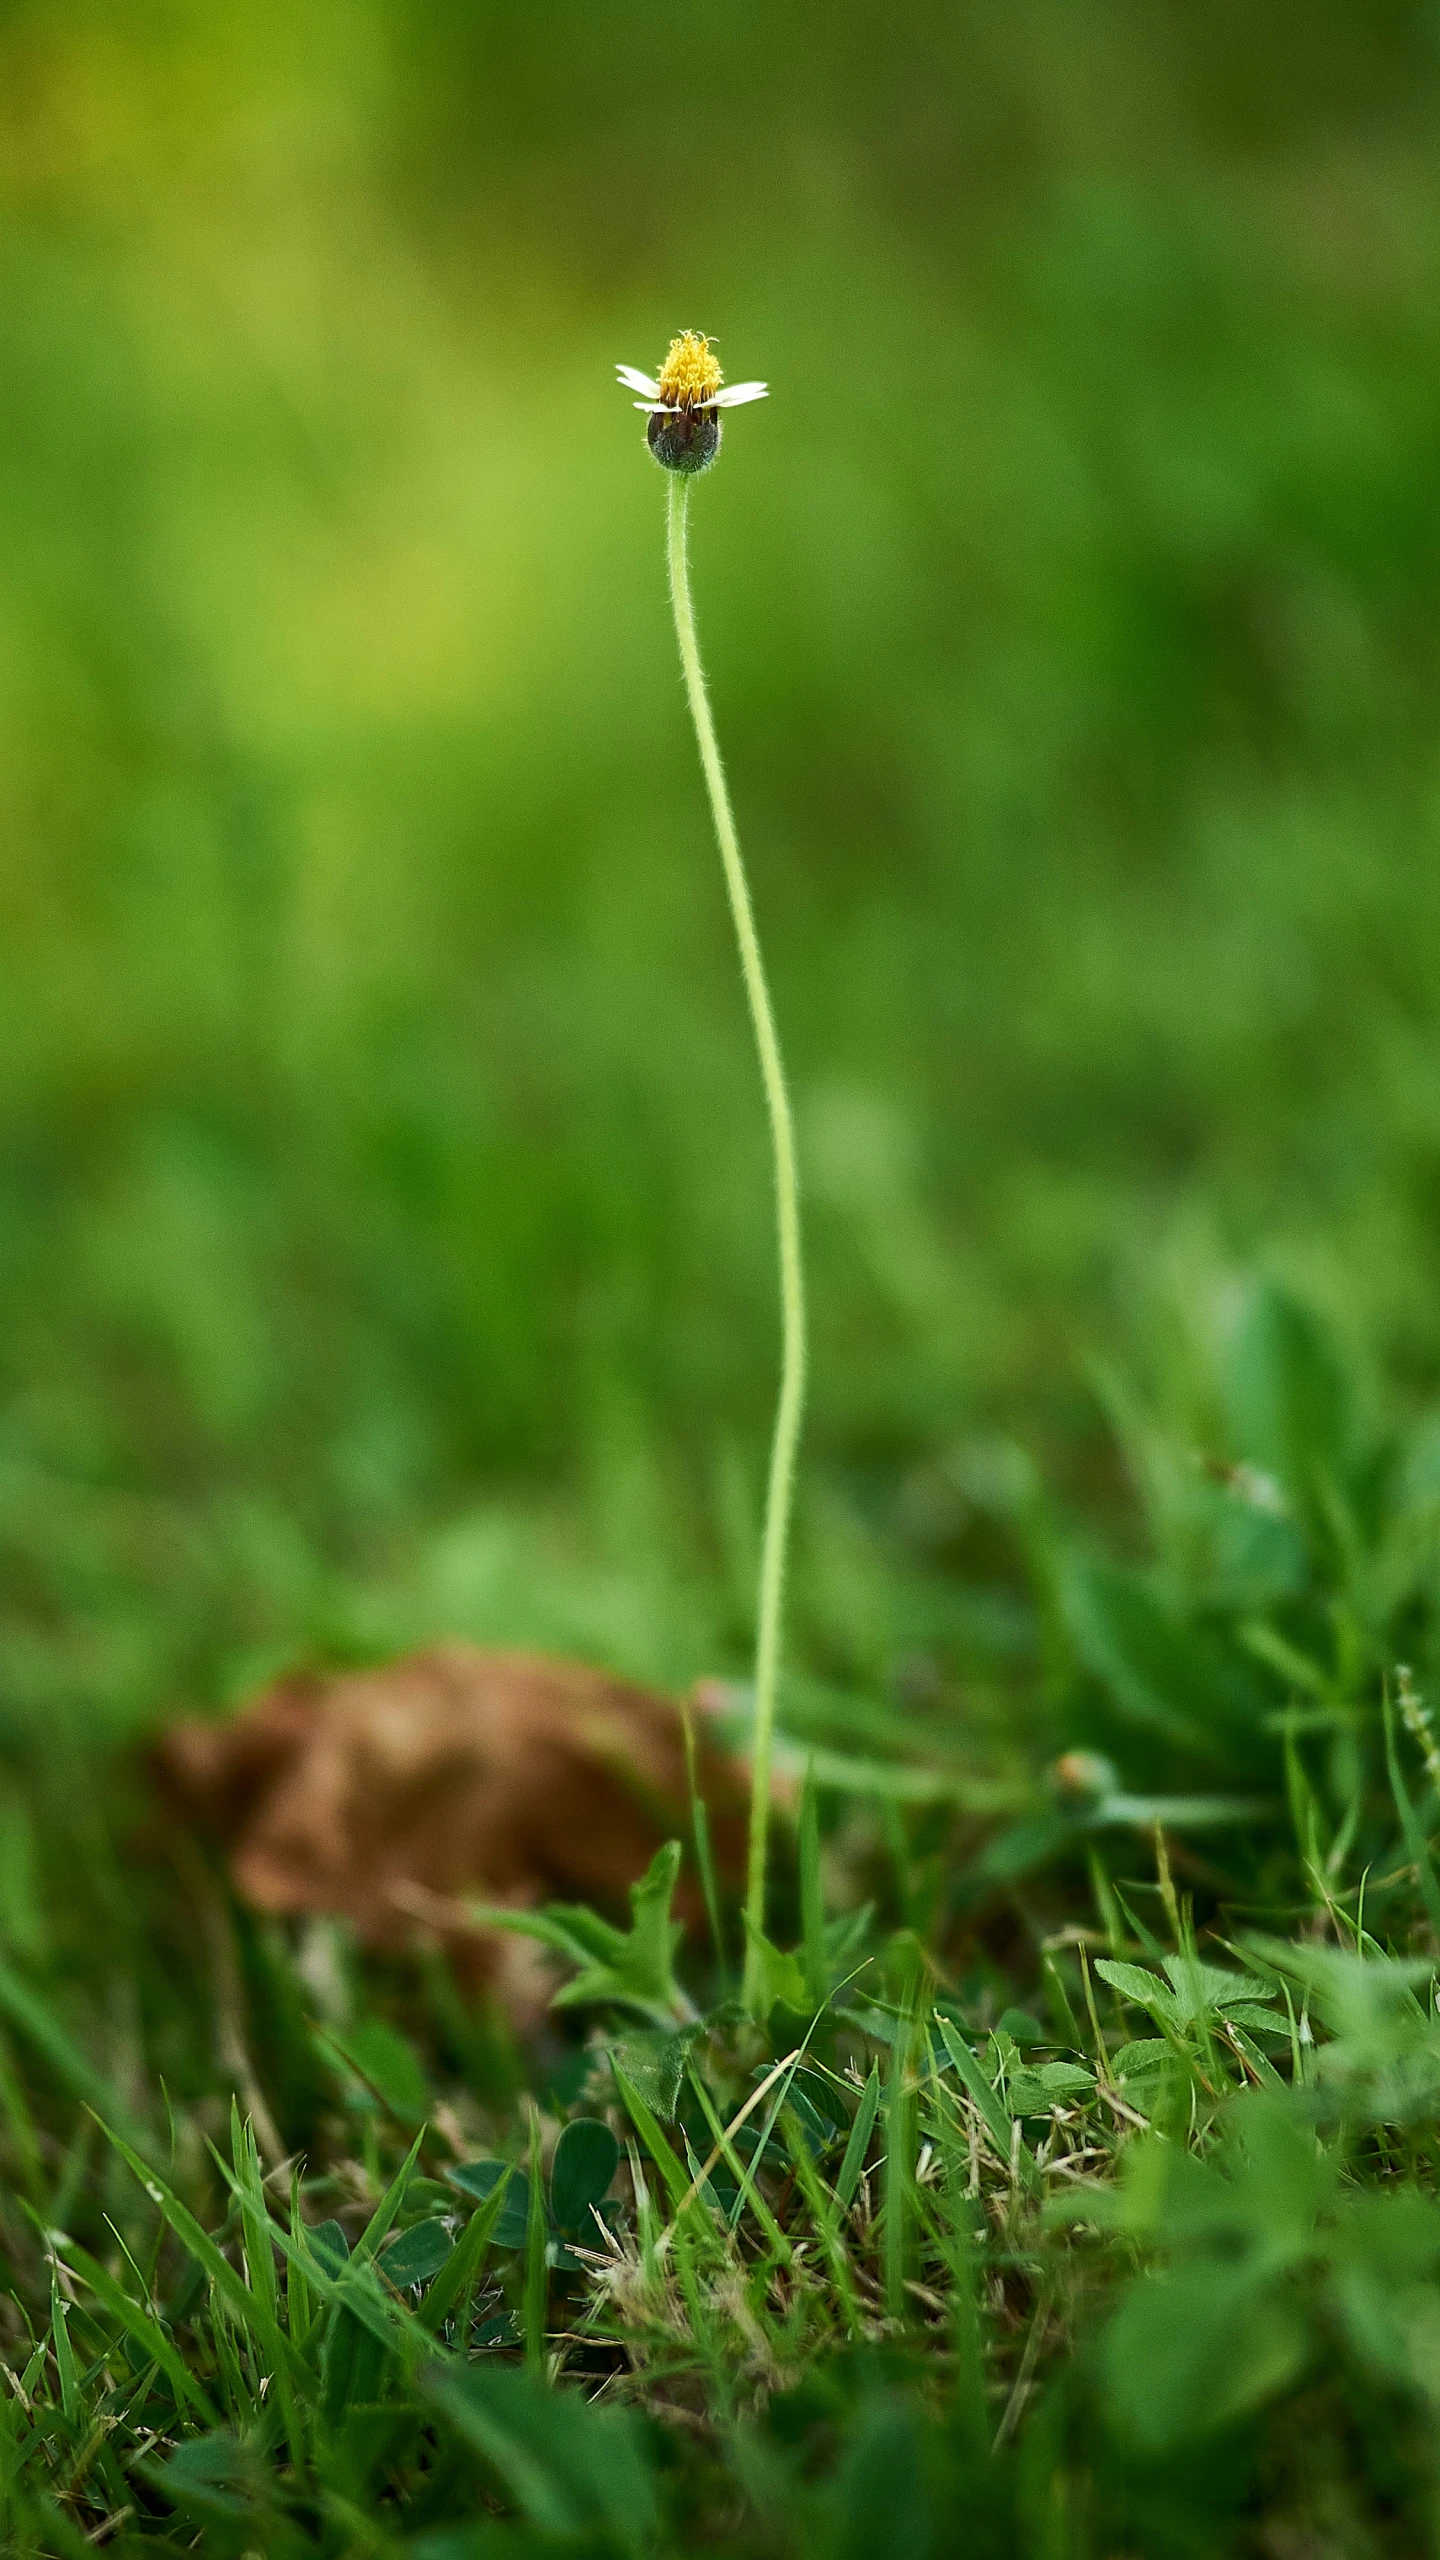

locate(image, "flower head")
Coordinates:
616 331 768 475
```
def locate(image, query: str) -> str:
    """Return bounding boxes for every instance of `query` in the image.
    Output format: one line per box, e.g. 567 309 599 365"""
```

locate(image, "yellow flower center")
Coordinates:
656 331 723 408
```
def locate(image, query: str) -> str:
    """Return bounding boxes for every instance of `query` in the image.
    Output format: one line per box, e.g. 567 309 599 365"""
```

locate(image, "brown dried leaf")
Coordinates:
152 1645 749 2007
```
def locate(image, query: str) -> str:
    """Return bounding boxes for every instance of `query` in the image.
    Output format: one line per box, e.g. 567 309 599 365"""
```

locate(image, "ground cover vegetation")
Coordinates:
8 1283 1440 2553
3 0 1440 2551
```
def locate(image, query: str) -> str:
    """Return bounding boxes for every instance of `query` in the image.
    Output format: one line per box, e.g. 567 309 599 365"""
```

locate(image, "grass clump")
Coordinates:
2 1289 1440 2551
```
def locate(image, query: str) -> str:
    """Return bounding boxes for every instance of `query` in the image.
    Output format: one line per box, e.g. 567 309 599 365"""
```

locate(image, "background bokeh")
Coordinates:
2 0 1439 1740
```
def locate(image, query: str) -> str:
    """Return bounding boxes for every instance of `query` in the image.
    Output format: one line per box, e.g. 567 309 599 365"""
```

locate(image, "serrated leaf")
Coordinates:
1161 1954 1273 2019
1110 2039 1172 2082
1095 1960 1182 2026
1222 2004 1287 2036
483 1843 689 2022
1008 2062 1095 2116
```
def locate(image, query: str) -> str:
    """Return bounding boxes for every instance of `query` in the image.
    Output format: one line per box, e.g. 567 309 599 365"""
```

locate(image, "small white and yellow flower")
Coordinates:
616 331 767 475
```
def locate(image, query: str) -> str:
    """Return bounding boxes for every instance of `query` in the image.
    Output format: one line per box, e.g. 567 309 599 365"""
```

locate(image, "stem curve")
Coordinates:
665 474 807 2011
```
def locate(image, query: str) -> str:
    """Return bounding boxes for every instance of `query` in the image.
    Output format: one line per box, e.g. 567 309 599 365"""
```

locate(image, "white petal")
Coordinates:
712 381 768 407
616 363 661 397
633 400 671 413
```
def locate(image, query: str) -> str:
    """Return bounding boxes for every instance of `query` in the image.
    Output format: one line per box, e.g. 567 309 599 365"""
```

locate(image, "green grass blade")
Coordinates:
882 2005 917 2323
0 1961 141 2143
683 1702 728 1993
834 2065 881 2215
356 2122 429 2259
1383 1692 1440 1942
95 2113 266 2334
55 2235 215 2422
226 2105 303 2465
418 2170 514 2336
779 2107 862 2337
524 2108 547 2375
611 2058 690 2210
800 1763 827 2011
685 2060 790 2260
48 2280 78 2427
933 2015 1016 2170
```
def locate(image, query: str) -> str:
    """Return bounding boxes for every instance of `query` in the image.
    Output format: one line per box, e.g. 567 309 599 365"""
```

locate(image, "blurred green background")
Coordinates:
2 0 1439 1740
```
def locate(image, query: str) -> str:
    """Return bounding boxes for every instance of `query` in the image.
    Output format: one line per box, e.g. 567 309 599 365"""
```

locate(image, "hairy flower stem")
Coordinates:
666 474 806 2012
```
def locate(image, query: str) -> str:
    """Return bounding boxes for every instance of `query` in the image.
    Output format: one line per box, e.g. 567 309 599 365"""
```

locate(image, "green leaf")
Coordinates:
476 1843 690 2022
1222 2003 1288 2037
1330 2196 1440 2388
1062 1563 1225 1752
1007 2061 1095 2117
1225 1283 1355 1511
556 1842 687 2019
1095 1960 1182 2028
1103 2259 1308 2449
551 2119 620 2237
772 2069 842 2157
822 2399 937 2560
379 2219 454 2289
446 2160 529 2250
147 2431 268 2519
424 2361 657 2555
608 2027 688 2121
1244 1936 1436 2063
610 2056 690 2208
1104 1952 1277 2043
462 1904 618 1969
1160 1954 1274 2025
1110 2039 1172 2087
307 2218 350 2274
419 2172 517 2335
321 2018 429 2123
740 1919 809 2020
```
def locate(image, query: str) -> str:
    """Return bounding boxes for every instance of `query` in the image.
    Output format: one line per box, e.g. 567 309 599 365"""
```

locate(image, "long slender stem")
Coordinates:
666 473 806 2011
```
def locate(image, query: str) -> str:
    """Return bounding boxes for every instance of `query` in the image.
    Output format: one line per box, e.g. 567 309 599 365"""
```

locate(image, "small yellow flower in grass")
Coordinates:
617 316 799 2011
616 330 768 475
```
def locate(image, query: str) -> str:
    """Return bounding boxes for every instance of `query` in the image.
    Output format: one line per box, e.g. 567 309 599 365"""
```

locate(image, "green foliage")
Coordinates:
471 1842 691 2023
1099 2099 1440 2455
423 2361 657 2555
0 3 1438 1748
4 1287 1440 2548
550 2120 622 2241
1 5 1440 2552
